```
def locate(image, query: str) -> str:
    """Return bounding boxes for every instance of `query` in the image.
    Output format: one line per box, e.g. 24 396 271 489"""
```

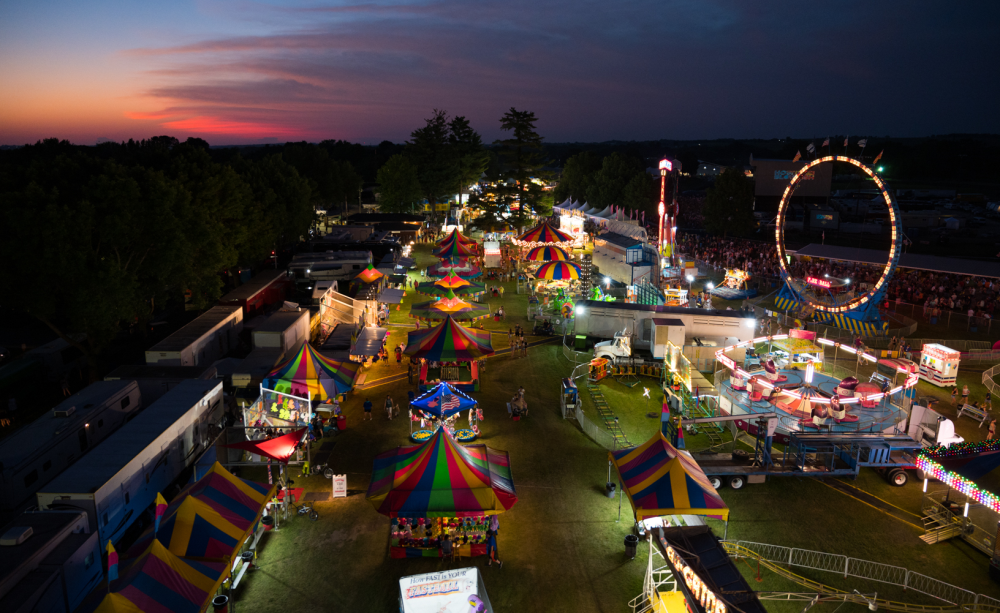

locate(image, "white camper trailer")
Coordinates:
36 380 224 545
145 306 243 367
252 309 310 354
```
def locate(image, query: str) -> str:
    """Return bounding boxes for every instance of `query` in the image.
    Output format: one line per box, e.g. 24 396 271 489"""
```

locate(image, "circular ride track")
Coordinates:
775 156 902 317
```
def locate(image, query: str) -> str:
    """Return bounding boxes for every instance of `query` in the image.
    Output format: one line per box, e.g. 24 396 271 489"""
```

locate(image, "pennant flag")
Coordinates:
154 492 167 534
792 151 802 162
806 142 815 153
106 540 119 581
873 150 884 165
857 138 868 148
822 138 830 148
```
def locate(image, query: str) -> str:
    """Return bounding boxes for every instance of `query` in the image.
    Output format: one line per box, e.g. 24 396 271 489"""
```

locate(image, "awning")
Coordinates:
378 288 406 304
398 257 416 268
222 428 307 463
352 326 389 357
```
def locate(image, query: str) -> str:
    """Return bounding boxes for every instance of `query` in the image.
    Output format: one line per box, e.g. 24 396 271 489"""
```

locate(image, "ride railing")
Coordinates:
753 304 919 341
724 540 1000 611
984 364 1000 398
884 300 999 335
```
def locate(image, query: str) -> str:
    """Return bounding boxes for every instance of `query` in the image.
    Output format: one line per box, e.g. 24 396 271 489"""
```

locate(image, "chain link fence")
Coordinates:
726 540 994 608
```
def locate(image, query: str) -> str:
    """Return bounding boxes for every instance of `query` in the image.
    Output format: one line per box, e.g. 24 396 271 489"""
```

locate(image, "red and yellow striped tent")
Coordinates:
404 315 494 362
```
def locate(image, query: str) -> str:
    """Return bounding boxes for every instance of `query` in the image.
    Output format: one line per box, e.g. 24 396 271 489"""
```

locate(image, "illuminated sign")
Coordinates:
664 542 728 613
659 159 673 171
774 170 815 180
805 276 831 288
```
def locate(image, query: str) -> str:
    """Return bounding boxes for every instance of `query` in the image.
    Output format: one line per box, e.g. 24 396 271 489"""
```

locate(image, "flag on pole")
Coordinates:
154 492 167 534
106 541 119 581
857 139 868 148
873 150 884 165
822 138 830 148
792 151 802 162
806 142 816 153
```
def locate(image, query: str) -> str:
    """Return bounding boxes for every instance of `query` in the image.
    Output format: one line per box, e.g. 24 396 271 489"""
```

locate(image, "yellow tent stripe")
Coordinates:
667 458 691 510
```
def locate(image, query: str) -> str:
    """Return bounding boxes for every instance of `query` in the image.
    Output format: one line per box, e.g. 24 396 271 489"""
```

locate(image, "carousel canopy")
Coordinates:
409 291 491 322
222 428 308 463
127 462 274 559
610 432 729 521
415 280 486 299
411 382 478 419
426 260 483 279
525 245 571 262
355 263 385 284
262 342 360 401
404 315 494 362
88 539 227 613
534 261 582 280
516 222 572 245
437 228 477 247
366 428 517 518
433 239 478 259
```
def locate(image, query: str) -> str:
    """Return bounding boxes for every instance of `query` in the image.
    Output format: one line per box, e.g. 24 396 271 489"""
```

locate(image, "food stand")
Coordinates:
366 429 517 559
919 343 960 387
399 568 493 613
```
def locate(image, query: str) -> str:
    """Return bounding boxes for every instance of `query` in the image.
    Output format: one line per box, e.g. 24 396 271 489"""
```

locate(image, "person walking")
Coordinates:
989 419 997 441
363 398 373 420
486 529 503 568
951 388 958 406
962 385 970 405
385 395 395 420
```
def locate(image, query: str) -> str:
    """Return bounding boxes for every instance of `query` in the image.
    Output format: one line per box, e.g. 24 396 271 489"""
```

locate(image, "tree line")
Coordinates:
0 136 362 369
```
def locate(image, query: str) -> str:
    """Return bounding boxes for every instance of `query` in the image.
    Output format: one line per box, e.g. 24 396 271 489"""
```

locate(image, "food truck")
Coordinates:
918 343 960 387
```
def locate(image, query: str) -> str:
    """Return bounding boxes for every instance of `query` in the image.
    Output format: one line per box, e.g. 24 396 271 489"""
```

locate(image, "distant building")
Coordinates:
696 161 727 177
751 157 834 212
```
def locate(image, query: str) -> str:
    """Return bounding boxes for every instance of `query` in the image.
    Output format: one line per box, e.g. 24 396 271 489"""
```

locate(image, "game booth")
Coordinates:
366 429 517 559
415 272 487 300
405 315 495 392
409 381 483 443
246 342 360 431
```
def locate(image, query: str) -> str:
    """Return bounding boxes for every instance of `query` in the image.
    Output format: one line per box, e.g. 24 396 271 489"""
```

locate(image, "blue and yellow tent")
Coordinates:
90 539 227 613
127 462 274 562
610 432 728 521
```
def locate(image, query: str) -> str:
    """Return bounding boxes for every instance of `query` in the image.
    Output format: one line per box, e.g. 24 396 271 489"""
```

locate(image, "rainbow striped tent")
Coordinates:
437 229 477 247
415 274 486 299
409 291 491 322
433 239 478 259
355 263 385 284
525 245 570 262
90 539 227 613
516 222 572 245
426 260 483 279
404 315 494 362
610 432 729 521
366 428 517 518
262 342 360 401
126 462 274 561
534 261 582 280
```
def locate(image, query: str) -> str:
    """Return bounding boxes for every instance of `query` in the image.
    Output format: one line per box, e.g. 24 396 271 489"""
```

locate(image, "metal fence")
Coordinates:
984 364 1000 397
726 540 998 608
886 300 998 335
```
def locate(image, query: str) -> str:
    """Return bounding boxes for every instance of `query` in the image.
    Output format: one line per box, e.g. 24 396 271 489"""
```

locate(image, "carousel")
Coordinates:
404 315 495 392
426 257 484 279
408 382 483 443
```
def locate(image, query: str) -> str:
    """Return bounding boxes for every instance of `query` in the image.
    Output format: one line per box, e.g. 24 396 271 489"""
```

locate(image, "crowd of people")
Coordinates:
677 232 999 320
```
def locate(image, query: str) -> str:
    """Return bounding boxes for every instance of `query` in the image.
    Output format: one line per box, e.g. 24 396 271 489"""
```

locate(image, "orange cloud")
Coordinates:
161 115 304 138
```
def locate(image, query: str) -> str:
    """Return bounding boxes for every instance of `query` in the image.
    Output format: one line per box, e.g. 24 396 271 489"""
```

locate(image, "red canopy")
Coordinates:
222 428 307 463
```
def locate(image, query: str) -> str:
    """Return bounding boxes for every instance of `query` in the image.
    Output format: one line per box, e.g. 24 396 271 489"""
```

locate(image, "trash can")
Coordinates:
624 535 639 559
261 516 275 532
575 335 587 351
212 595 229 613
606 482 616 499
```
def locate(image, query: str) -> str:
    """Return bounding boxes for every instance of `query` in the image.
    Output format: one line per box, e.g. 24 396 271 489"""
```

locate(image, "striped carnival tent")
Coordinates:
415 273 486 299
534 261 582 280
366 428 517 518
404 315 494 362
426 259 483 279
433 239 478 259
89 540 227 613
437 229 477 247
126 462 274 561
408 290 491 323
610 432 729 521
525 245 570 262
410 382 477 419
262 342 360 401
515 222 572 245
355 263 385 284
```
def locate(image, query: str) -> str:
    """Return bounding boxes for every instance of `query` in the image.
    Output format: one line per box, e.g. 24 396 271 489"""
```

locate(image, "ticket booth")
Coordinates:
918 344 960 387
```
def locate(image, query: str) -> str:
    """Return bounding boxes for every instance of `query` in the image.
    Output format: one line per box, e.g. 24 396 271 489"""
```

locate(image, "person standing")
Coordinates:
385 395 395 420
951 388 958 405
989 419 997 440
486 529 503 568
364 398 373 420
962 385 970 405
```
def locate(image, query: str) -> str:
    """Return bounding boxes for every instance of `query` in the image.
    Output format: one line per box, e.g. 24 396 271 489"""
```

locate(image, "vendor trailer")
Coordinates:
252 309 310 354
145 306 243 367
103 364 217 405
36 380 224 545
218 269 293 319
0 380 142 511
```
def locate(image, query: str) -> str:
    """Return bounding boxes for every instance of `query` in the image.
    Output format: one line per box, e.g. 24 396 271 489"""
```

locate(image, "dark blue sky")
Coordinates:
2 0 999 144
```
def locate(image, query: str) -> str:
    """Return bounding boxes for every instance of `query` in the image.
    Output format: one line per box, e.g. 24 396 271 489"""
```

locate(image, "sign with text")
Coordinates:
806 276 831 288
332 474 347 498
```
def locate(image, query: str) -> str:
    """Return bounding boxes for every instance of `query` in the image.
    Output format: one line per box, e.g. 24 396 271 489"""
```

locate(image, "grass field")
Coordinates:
234 243 1000 613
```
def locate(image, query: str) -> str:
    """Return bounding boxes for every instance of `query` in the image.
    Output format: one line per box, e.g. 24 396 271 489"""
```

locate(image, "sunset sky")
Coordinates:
2 1 999 146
